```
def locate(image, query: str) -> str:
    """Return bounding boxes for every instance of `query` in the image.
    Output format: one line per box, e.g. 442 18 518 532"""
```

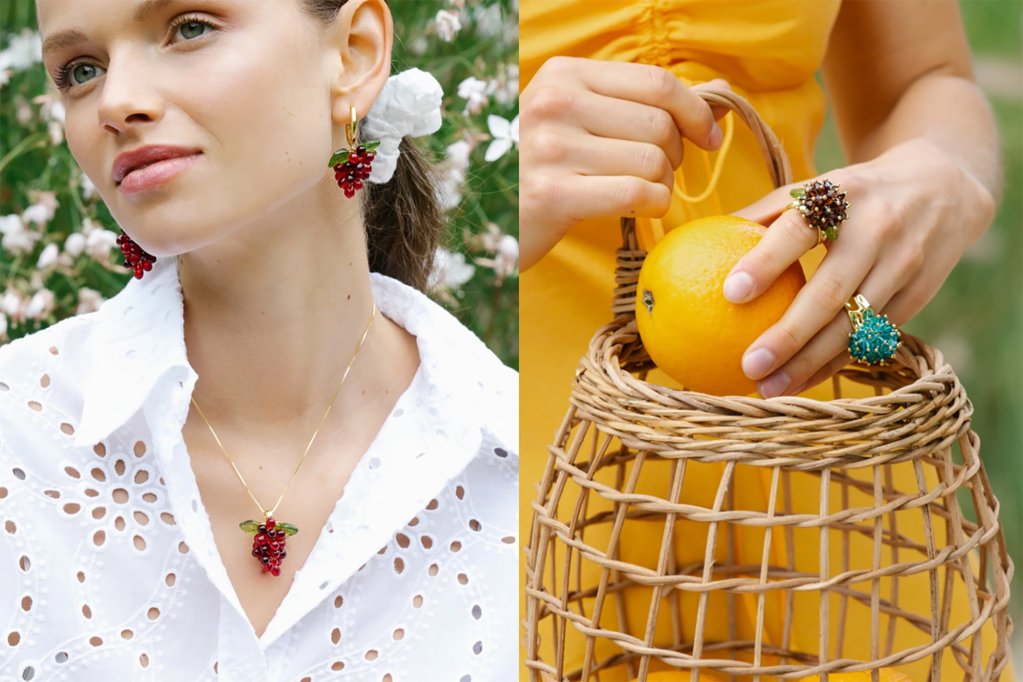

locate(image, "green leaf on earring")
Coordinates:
364 140 381 153
789 188 806 198
328 149 351 168
277 522 300 536
239 520 261 534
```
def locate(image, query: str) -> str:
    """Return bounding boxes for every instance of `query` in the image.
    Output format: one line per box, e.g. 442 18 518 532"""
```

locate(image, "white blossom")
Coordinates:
428 246 475 291
36 243 59 269
0 215 41 255
64 232 87 258
80 173 98 201
473 4 503 38
457 76 493 115
0 312 7 339
76 288 105 315
0 69 10 88
435 140 473 211
25 288 55 321
435 9 462 42
22 204 51 225
485 114 519 162
1 291 22 320
85 228 119 263
0 30 43 72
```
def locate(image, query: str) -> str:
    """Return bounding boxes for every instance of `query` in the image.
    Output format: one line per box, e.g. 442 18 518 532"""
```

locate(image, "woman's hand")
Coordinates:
519 56 731 271
725 137 996 398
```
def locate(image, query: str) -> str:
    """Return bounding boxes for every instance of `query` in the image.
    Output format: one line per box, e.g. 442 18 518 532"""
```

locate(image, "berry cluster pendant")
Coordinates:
329 140 380 198
240 517 298 576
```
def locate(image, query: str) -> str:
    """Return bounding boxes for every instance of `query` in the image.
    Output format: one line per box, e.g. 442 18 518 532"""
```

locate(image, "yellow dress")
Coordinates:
519 1 1013 680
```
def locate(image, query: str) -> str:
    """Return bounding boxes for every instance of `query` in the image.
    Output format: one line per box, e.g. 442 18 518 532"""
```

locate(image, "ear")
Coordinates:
327 0 393 127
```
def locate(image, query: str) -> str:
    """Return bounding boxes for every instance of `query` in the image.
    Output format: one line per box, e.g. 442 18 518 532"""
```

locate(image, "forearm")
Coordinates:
843 71 1004 211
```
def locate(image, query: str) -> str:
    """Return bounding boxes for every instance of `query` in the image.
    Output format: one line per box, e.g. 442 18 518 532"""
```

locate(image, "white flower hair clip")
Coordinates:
361 67 444 184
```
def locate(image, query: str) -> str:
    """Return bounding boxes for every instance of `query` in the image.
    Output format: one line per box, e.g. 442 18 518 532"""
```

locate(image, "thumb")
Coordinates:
692 78 733 120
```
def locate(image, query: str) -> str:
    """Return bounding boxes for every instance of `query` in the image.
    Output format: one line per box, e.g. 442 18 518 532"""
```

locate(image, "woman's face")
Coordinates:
38 0 349 257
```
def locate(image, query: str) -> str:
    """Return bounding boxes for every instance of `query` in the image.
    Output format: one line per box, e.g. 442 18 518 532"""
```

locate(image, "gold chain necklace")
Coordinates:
188 299 377 576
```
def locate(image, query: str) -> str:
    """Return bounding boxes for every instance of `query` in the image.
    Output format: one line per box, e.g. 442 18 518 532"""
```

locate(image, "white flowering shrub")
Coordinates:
0 0 518 368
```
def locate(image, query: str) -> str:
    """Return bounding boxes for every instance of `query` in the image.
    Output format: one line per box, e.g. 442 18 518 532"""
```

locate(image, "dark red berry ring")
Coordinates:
240 517 299 576
116 229 157 280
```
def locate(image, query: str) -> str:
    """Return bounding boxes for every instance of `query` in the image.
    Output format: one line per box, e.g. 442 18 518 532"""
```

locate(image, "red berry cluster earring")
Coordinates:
329 105 380 198
116 229 157 279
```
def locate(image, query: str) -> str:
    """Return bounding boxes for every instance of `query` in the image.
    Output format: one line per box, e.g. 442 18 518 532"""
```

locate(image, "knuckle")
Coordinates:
903 242 925 272
526 86 572 122
780 209 815 246
774 322 804 357
531 173 561 210
540 56 574 79
614 176 645 211
636 144 671 182
872 203 903 238
532 131 566 163
648 183 672 215
645 65 678 99
646 109 678 149
811 274 847 312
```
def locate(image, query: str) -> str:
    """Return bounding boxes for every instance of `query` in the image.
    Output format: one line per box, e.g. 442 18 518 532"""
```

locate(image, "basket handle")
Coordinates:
612 85 795 316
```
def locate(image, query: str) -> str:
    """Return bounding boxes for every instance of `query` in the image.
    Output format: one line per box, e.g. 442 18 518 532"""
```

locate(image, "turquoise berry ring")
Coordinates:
845 293 901 366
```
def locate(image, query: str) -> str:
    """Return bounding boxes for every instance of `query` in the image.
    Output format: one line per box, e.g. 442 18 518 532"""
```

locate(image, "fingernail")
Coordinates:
758 371 790 398
742 347 775 379
723 270 753 303
709 122 723 149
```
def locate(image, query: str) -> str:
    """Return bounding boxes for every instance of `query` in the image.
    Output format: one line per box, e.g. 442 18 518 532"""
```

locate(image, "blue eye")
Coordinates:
53 14 219 92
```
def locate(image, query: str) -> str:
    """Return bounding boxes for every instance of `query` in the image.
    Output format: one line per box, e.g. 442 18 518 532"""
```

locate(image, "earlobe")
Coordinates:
331 0 393 125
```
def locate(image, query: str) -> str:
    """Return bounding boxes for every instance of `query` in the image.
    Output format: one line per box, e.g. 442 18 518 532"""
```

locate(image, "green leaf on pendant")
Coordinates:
239 519 261 534
277 522 300 536
328 149 351 168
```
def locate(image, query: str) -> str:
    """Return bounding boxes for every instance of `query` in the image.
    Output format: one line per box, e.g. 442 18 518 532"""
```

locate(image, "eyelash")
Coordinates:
53 13 220 92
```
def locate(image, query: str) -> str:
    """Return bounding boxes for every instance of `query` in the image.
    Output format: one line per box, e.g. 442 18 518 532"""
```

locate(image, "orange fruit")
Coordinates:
629 671 731 681
796 669 915 682
635 215 806 396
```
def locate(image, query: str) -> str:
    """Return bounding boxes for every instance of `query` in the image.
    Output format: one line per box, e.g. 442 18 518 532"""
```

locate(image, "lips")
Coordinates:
112 145 203 184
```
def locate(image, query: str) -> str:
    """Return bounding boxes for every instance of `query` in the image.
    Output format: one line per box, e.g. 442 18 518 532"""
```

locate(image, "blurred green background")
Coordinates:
814 0 1022 657
0 0 518 367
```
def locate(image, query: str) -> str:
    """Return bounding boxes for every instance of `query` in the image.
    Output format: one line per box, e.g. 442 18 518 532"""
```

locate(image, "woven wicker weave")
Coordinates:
523 86 1013 682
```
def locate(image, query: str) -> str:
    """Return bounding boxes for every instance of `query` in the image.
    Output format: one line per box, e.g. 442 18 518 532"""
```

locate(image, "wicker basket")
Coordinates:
523 87 1013 681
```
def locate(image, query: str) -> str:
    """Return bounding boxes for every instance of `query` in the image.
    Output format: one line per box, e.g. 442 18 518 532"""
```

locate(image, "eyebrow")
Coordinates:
41 0 183 60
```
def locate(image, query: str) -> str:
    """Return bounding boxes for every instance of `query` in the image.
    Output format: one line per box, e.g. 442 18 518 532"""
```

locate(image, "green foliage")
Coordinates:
0 0 518 368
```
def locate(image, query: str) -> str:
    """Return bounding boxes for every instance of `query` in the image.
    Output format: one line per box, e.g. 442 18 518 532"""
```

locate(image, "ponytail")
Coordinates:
301 0 444 292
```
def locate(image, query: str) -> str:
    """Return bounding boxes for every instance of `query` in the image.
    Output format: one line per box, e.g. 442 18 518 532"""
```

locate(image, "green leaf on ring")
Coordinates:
277 522 299 536
789 188 806 198
239 519 261 535
825 227 839 241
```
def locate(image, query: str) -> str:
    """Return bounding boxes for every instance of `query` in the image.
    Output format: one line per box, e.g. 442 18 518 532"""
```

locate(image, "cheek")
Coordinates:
199 42 331 193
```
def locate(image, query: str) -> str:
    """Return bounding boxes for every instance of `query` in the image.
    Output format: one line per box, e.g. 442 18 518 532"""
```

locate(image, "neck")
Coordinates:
178 188 402 443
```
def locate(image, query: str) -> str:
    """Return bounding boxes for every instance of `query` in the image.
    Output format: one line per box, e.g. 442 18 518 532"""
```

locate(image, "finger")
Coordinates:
691 78 733 120
563 59 721 151
571 136 675 188
729 171 851 227
564 91 686 169
723 207 817 304
740 231 878 384
543 174 673 222
755 264 905 398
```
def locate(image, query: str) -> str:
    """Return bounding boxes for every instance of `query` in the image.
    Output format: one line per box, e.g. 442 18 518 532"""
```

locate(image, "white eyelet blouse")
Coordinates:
0 254 518 682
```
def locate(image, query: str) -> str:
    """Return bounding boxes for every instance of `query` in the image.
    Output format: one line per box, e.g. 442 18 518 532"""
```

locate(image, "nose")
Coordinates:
97 50 165 135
